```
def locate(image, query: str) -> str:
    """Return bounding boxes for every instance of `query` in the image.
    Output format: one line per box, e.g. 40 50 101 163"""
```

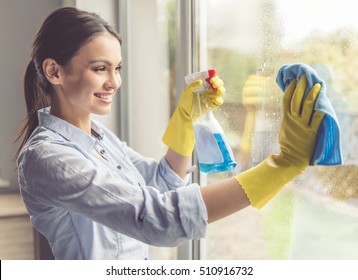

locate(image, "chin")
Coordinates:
94 107 112 115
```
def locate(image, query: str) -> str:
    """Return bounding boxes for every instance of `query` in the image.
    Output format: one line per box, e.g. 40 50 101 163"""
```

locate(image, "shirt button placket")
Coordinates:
95 144 109 161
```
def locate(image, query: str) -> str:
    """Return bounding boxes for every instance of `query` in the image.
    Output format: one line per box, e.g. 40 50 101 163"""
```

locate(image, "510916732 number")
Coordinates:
199 266 254 276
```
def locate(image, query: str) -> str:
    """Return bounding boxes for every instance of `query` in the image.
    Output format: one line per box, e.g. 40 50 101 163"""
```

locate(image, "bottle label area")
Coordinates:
194 123 237 174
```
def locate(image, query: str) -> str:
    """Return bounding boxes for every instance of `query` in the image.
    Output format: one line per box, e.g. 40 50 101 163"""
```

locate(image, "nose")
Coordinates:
105 72 121 92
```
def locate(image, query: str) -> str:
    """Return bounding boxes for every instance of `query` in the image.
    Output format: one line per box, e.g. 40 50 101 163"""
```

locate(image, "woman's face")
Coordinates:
57 32 122 117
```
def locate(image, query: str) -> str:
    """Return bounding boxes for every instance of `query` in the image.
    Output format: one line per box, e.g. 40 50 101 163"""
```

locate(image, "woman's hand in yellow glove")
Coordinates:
235 74 325 208
162 75 225 157
190 76 225 120
279 74 325 172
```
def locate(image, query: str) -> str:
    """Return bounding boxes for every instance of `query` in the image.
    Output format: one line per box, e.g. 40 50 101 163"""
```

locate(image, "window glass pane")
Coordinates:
202 0 358 259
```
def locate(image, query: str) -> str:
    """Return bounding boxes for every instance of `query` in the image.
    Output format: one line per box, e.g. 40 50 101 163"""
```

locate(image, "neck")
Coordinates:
50 102 92 135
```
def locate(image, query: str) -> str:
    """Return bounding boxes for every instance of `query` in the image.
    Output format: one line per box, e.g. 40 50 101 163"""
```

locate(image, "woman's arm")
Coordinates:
200 178 250 223
165 146 250 223
164 148 192 179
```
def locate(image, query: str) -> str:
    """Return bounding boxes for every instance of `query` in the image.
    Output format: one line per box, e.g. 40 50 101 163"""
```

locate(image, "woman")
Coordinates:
16 7 324 259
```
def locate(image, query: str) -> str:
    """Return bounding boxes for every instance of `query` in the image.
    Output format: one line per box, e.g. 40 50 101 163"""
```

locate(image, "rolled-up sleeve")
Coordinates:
176 184 208 238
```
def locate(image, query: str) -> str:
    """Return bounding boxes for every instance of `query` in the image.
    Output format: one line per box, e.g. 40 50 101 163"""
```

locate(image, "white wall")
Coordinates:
128 0 170 160
0 0 63 191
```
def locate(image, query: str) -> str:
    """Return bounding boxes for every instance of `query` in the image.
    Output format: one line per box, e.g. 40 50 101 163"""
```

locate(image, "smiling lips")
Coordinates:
94 93 113 103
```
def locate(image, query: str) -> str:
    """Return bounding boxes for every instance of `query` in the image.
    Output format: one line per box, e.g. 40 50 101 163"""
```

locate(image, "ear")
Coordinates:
42 58 61 85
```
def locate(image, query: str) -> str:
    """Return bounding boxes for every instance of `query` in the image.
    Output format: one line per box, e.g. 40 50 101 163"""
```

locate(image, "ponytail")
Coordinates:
14 60 51 159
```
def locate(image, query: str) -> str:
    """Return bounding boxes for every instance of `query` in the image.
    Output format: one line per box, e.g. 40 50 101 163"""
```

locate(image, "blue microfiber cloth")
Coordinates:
276 63 343 166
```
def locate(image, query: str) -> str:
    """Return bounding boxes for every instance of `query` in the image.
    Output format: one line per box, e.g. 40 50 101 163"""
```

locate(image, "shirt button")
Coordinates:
100 149 105 154
117 165 121 170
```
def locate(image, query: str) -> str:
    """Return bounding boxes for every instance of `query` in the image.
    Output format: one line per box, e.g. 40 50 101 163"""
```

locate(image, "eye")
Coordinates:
95 66 106 72
115 65 122 72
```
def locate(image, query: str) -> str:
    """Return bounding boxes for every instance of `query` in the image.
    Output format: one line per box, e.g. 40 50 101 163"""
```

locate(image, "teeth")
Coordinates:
95 94 111 99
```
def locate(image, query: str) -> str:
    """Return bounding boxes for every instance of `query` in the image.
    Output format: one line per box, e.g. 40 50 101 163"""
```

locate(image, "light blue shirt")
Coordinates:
17 108 208 260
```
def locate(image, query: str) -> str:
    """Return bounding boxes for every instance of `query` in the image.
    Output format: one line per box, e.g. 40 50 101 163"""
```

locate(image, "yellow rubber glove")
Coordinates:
162 76 225 157
191 76 225 120
235 75 325 208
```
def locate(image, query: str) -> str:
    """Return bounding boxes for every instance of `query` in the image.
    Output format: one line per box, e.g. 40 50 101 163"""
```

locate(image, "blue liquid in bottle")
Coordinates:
199 133 237 174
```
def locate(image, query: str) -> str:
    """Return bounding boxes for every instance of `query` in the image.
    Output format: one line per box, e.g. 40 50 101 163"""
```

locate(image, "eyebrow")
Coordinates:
87 59 122 66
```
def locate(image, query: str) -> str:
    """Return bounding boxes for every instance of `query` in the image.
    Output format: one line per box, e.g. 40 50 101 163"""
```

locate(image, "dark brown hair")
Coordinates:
15 7 121 158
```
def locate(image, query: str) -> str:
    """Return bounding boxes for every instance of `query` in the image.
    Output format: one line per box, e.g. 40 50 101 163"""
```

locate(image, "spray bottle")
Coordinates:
185 69 237 174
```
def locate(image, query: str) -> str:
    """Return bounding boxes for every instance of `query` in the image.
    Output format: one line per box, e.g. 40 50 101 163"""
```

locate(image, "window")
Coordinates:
197 0 358 259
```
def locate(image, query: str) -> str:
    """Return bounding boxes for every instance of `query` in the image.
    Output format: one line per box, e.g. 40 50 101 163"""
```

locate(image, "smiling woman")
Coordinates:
46 33 122 132
16 7 122 157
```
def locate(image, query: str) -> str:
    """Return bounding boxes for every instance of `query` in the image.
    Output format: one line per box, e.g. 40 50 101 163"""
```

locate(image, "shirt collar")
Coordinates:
37 107 105 150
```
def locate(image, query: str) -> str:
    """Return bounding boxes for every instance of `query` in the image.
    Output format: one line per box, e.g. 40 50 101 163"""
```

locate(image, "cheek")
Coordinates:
67 73 99 95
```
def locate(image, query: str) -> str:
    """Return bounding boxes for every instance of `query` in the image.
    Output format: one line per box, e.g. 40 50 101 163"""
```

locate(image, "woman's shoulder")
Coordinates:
22 125 67 152
17 126 79 169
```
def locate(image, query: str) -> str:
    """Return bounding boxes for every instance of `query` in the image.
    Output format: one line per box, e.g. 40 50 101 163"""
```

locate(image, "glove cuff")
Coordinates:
235 155 303 208
162 109 194 157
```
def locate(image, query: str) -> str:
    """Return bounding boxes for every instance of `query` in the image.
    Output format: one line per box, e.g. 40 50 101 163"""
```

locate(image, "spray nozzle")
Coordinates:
184 69 217 93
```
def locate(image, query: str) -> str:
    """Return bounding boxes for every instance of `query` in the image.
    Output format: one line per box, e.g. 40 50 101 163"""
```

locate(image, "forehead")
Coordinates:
73 32 122 64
